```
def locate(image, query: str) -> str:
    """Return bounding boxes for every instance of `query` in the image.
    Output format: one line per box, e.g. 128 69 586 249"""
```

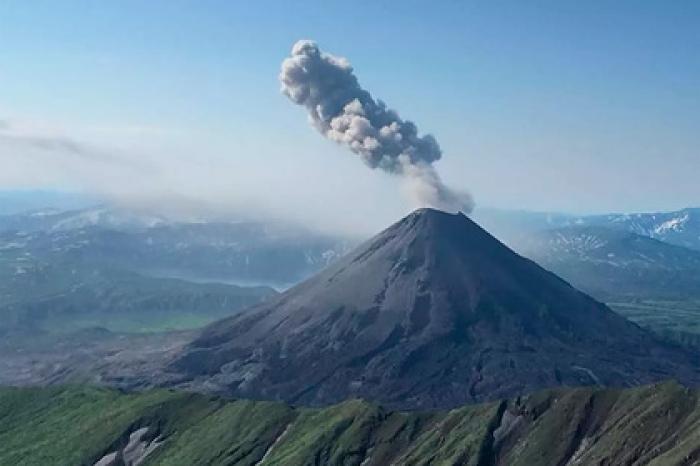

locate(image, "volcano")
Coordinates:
172 209 699 409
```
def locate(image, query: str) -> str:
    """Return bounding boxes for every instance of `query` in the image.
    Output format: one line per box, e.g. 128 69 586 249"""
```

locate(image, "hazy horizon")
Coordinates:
1 1 698 233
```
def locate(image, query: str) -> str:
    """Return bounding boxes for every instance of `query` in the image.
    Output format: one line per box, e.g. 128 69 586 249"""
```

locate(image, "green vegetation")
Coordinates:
0 247 276 334
0 383 699 465
609 299 700 347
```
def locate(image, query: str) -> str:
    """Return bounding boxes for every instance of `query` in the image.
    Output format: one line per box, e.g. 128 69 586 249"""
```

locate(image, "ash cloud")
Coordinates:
280 40 473 213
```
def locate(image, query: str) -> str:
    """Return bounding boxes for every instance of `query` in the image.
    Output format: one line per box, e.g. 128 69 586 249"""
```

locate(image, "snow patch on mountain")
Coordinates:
653 213 689 235
50 207 167 231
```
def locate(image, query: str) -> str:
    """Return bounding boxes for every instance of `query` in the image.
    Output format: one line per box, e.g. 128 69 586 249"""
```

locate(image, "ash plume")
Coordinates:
280 40 473 213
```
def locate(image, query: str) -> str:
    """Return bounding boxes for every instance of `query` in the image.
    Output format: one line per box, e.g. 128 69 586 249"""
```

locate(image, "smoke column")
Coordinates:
279 40 473 213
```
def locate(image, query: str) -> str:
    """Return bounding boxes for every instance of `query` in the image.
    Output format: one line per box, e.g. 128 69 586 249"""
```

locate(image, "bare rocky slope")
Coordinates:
169 209 699 409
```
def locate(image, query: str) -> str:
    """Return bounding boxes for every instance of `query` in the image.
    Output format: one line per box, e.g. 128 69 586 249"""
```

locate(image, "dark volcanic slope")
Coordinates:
172 209 699 409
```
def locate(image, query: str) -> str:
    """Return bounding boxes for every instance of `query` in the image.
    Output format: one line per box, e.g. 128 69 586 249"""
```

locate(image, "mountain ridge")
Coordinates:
514 225 700 300
475 206 700 251
2 382 700 466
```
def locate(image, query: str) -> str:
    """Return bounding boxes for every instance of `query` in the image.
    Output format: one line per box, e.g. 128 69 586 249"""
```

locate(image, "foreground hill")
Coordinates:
1 382 699 466
170 209 699 409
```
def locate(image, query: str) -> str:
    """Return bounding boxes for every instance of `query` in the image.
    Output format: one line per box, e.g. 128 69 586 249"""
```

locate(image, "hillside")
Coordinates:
0 211 349 335
474 210 700 346
514 225 700 301
169 209 699 409
0 259 276 335
1 383 699 466
0 208 351 289
505 225 700 346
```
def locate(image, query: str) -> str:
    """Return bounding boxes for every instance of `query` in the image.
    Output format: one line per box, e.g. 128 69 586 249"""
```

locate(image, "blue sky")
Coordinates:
0 1 698 231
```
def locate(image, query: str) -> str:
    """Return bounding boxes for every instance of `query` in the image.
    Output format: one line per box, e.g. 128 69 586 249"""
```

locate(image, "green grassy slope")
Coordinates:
0 383 698 466
609 299 700 348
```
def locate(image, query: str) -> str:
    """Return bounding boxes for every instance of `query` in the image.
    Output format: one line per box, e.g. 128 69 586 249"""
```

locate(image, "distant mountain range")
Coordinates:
0 206 352 288
584 208 700 251
0 190 93 216
0 236 277 335
476 206 700 251
4 204 698 293
514 225 700 301
0 205 351 338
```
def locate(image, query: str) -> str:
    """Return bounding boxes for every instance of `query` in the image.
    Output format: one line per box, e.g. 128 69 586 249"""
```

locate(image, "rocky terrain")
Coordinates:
0 329 192 388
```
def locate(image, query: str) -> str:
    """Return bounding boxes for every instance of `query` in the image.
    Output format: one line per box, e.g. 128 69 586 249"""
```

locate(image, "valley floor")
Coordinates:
1 382 699 466
609 299 700 347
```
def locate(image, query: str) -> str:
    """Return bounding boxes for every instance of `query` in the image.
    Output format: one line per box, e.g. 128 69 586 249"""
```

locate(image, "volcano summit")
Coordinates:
172 209 699 409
